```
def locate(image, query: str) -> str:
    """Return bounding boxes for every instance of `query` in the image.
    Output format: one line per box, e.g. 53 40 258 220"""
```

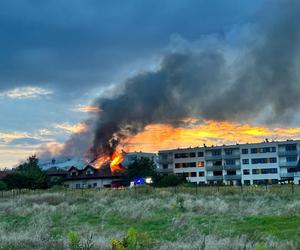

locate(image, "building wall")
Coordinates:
158 140 300 185
64 178 119 189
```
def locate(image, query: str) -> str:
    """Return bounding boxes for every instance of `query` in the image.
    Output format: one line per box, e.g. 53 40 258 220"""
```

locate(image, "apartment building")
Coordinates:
158 140 300 185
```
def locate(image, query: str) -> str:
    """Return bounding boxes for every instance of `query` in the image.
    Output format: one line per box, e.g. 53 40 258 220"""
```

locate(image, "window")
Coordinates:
225 159 235 165
269 168 278 174
243 169 250 175
286 156 297 162
242 159 249 164
251 158 277 164
75 184 81 189
198 152 204 157
162 164 168 169
286 144 297 151
251 147 276 154
224 149 233 155
197 161 205 167
242 149 248 154
190 162 196 167
251 148 258 154
213 160 222 166
252 168 278 174
71 171 78 177
288 167 297 173
183 173 189 178
86 169 94 175
227 170 236 175
176 162 196 168
199 171 205 177
212 149 221 156
93 183 97 187
189 152 196 158
175 163 181 168
190 172 197 177
213 171 222 176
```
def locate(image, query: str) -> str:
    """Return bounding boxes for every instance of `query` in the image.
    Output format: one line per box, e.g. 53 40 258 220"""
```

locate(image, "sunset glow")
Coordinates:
122 120 300 152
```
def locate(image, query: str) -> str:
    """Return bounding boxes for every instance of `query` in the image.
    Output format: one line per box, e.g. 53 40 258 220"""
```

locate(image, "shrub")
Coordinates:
0 180 7 191
111 228 154 250
68 231 81 250
154 175 186 187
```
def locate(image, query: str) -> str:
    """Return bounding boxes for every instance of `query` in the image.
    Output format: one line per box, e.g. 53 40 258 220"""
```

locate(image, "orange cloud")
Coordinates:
122 120 300 152
73 105 102 113
54 122 87 134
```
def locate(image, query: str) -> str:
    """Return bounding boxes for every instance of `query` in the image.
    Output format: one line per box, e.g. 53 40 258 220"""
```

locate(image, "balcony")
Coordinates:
222 154 240 159
223 164 241 170
205 155 222 161
206 175 224 181
279 162 298 167
280 173 295 178
278 151 298 157
224 174 241 180
158 158 173 164
205 165 223 171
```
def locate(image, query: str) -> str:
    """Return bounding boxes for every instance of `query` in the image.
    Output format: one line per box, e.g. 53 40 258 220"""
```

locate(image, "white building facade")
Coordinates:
158 140 300 185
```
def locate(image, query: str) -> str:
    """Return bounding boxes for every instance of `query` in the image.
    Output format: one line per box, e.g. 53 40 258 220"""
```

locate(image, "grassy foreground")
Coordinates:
0 185 300 250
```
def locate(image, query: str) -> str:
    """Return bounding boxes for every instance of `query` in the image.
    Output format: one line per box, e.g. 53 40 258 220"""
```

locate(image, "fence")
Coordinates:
1 183 300 200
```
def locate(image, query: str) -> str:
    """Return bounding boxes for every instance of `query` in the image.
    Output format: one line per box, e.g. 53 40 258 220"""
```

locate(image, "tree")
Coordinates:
0 181 7 191
126 157 158 180
4 155 47 189
154 174 186 187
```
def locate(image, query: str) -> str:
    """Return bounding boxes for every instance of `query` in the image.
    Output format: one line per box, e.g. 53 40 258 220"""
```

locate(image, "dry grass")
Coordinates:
0 185 300 249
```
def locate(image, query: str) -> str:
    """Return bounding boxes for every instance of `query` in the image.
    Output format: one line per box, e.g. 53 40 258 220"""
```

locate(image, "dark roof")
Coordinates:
65 164 124 181
46 167 68 176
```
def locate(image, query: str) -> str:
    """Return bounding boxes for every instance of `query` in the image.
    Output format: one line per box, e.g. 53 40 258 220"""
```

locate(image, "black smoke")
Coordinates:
63 1 300 159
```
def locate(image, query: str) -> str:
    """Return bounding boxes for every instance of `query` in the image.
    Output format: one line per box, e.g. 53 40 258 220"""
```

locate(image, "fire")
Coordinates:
92 151 124 173
93 155 110 169
110 151 124 172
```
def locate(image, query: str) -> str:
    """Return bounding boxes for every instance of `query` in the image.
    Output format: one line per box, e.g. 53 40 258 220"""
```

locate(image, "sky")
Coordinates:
1 0 300 168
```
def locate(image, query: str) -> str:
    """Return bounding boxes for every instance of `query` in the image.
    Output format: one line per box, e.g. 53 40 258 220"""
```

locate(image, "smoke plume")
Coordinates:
63 1 300 159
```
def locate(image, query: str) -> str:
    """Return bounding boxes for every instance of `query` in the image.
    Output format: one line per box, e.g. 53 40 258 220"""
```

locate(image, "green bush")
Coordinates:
68 231 81 250
0 180 7 191
154 175 186 187
111 228 154 250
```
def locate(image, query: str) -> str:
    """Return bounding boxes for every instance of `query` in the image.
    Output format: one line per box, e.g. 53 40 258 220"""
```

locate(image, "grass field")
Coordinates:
0 185 300 249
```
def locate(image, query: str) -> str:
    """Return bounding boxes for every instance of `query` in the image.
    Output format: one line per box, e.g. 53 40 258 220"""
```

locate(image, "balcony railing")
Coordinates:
222 154 240 159
205 165 223 171
205 155 222 161
224 174 241 180
223 164 241 170
278 151 299 157
279 162 298 167
280 173 295 178
206 175 224 181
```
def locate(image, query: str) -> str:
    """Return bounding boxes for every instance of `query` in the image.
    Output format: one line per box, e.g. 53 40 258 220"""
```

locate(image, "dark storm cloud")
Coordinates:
0 0 261 97
83 0 300 158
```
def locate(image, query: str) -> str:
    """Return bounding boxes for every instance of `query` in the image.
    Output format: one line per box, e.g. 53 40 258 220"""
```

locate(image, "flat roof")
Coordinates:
158 139 300 153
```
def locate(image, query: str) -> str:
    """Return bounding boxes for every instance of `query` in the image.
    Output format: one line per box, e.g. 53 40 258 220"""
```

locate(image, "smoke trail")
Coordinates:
61 1 300 159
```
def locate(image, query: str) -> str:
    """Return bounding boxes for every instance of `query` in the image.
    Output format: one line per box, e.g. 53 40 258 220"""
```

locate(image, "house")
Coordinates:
64 165 124 189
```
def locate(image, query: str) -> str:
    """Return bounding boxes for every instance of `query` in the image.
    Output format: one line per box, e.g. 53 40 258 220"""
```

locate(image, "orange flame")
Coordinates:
110 151 124 172
93 155 110 169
